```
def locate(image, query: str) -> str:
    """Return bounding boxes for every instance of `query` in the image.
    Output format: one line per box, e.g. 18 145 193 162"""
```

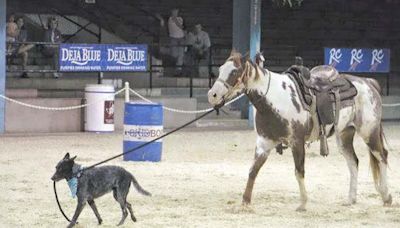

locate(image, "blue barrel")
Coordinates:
123 103 163 162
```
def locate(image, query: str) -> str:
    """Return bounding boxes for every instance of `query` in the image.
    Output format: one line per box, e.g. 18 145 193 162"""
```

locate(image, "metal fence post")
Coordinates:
125 82 130 102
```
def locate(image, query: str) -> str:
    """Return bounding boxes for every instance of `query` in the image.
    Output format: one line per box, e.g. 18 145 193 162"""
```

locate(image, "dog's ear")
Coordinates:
64 153 70 160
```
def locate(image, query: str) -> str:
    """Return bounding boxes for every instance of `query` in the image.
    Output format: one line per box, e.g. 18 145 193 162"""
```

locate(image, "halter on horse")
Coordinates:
208 50 392 210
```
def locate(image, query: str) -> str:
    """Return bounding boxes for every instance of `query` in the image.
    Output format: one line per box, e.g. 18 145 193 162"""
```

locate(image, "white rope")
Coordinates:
382 103 400 107
0 88 125 111
129 88 245 114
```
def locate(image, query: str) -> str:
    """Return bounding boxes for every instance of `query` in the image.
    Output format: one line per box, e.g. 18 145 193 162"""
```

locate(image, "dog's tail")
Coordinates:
131 175 151 196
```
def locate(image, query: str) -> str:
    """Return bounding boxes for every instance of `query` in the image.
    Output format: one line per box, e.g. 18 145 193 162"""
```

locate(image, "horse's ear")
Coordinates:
64 153 70 160
230 48 238 57
70 155 77 161
255 52 265 67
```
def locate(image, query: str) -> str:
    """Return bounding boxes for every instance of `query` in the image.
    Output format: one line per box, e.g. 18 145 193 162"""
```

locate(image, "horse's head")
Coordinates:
208 50 249 108
208 50 265 108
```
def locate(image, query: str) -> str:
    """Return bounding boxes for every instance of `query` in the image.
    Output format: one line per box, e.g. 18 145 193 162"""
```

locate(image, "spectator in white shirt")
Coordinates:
167 8 185 75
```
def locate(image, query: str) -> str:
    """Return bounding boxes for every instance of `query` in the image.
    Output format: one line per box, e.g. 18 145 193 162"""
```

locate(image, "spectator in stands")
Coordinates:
6 14 18 59
186 23 211 77
6 14 18 42
42 17 62 78
7 17 35 78
168 8 185 75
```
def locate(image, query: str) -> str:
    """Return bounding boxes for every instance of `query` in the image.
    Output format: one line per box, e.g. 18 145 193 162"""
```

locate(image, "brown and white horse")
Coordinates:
207 51 392 211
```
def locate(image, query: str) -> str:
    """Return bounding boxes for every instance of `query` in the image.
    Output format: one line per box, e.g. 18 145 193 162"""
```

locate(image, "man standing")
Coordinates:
42 17 62 78
167 8 185 75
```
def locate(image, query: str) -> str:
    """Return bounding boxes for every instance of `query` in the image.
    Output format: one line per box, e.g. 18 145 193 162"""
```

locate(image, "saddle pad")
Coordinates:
284 66 313 110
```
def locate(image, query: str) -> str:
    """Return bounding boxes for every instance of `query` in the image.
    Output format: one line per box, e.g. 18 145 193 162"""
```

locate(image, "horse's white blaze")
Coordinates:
218 61 236 81
208 81 228 105
208 61 242 106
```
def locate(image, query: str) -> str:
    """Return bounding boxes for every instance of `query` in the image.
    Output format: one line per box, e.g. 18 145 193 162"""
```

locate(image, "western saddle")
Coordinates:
280 57 358 156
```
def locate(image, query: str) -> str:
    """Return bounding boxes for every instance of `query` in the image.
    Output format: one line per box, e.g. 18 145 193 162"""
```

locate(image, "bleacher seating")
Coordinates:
6 0 400 94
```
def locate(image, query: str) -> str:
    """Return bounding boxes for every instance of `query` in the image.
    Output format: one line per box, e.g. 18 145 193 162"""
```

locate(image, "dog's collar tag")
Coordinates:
67 177 78 198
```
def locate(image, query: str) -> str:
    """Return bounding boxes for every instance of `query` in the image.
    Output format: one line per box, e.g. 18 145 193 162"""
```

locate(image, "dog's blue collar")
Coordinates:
66 165 83 198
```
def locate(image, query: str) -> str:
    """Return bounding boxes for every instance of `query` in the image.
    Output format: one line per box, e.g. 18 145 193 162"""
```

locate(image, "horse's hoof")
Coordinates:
384 194 392 206
98 219 103 225
296 206 306 212
242 196 251 206
242 201 251 206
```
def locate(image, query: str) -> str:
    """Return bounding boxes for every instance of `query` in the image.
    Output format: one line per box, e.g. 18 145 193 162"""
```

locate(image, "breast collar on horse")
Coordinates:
216 60 271 106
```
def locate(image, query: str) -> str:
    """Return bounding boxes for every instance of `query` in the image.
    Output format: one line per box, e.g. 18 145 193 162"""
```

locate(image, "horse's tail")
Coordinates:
369 124 389 187
369 151 381 188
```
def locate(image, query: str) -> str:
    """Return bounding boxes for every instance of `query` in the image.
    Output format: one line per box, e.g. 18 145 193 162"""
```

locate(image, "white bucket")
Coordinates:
84 84 115 132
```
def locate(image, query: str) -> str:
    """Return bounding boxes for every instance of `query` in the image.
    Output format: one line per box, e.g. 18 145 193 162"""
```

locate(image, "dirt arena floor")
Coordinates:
1 123 400 228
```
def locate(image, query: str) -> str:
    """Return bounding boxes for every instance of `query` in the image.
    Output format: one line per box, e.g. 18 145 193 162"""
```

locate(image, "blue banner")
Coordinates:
59 44 147 72
324 48 390 73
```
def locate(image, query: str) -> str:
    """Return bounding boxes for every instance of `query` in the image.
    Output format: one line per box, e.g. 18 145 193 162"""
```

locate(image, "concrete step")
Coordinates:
6 77 98 90
7 65 54 78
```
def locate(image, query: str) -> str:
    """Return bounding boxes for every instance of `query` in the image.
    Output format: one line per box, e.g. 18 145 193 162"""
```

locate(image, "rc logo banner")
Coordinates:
59 44 148 72
324 48 390 73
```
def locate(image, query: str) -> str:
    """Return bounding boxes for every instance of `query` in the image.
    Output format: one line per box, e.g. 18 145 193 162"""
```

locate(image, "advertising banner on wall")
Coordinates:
59 44 147 72
324 48 390 73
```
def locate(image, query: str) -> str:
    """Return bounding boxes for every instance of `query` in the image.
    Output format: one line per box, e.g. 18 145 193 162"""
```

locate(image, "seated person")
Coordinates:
6 14 17 59
185 24 211 77
41 17 62 78
7 17 34 78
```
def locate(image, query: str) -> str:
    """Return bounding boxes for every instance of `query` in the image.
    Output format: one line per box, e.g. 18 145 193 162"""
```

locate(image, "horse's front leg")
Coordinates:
242 136 276 205
291 142 307 211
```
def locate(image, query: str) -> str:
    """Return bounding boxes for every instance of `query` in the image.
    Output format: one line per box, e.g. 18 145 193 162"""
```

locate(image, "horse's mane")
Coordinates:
227 50 244 68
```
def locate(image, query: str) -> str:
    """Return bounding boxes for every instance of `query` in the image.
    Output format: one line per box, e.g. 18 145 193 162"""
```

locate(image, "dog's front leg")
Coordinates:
67 200 86 228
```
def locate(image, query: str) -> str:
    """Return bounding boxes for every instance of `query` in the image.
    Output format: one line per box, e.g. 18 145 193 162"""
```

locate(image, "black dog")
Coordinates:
51 153 151 228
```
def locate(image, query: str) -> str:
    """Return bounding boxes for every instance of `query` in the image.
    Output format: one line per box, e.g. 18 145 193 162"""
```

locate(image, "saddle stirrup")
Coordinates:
320 126 329 157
